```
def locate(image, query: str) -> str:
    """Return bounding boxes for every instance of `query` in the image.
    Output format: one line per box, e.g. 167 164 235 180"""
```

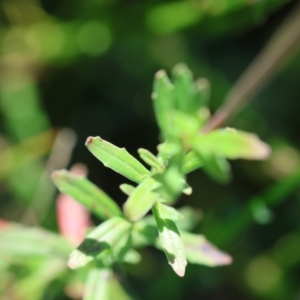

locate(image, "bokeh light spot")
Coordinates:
146 2 202 34
245 256 282 294
77 21 112 56
26 22 65 60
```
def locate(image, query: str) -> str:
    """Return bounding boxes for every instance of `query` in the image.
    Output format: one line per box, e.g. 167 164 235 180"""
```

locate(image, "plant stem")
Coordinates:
203 2 300 132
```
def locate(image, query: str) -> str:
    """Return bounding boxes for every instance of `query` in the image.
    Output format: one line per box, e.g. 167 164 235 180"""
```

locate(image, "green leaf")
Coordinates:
154 162 184 204
181 232 232 267
182 180 192 195
193 128 271 160
170 110 199 142
86 136 151 183
52 170 122 220
202 154 231 184
13 257 67 300
172 63 196 114
0 224 72 259
194 77 210 109
152 70 175 139
197 107 211 128
131 206 202 248
175 206 203 231
138 148 164 173
84 268 131 300
157 142 181 164
84 268 110 300
161 205 183 221
123 177 161 222
122 249 141 265
152 201 187 277
68 217 132 269
119 183 135 196
182 150 204 174
131 216 157 248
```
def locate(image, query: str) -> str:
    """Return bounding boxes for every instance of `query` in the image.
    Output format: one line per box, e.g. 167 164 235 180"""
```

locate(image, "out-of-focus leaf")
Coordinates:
84 268 109 300
182 180 192 195
194 77 210 109
86 136 151 183
193 128 271 160
122 249 141 265
131 206 202 248
157 142 181 164
84 268 131 300
202 154 231 184
154 162 184 204
175 206 203 231
131 216 157 248
152 70 175 139
123 177 161 222
152 201 187 277
182 150 204 174
170 110 199 141
162 205 184 221
13 257 67 300
0 225 71 259
138 148 164 173
119 183 135 196
172 63 196 114
52 170 122 220
181 232 232 267
68 217 132 269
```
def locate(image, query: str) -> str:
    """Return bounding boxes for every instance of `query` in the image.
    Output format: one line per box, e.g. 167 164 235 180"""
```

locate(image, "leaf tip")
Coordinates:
170 258 187 277
67 250 87 270
155 69 166 79
51 170 66 181
51 170 59 180
85 136 94 146
258 143 272 160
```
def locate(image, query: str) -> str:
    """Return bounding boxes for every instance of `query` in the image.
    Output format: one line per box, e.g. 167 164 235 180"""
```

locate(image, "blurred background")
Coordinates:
1 0 300 299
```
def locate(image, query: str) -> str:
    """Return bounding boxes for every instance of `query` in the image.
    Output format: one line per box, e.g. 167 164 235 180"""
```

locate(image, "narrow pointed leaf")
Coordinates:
202 154 231 184
84 268 131 300
157 142 181 164
52 170 122 220
84 268 110 300
152 70 175 139
131 206 202 248
182 150 204 174
170 110 199 141
119 183 135 196
162 205 183 221
172 63 196 114
181 232 232 267
175 206 203 231
194 77 210 108
0 224 71 258
123 177 161 222
197 107 211 128
86 136 151 183
193 128 271 160
154 162 184 204
138 148 164 173
13 257 67 300
122 249 141 264
68 217 132 269
152 201 187 277
182 180 192 195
